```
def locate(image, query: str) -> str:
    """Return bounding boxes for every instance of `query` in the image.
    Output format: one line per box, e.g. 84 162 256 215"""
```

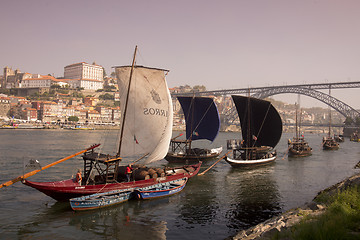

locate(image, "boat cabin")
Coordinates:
82 149 121 184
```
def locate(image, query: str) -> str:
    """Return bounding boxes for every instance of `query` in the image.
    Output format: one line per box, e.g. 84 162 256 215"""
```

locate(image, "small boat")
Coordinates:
322 89 339 150
288 137 312 157
70 188 134 211
71 125 94 130
288 104 312 157
334 134 345 142
350 132 360 142
225 95 282 167
322 136 339 150
134 177 188 200
165 96 222 163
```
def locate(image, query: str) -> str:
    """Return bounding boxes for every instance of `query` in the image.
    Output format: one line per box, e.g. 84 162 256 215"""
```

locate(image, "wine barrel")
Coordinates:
155 168 165 177
134 169 150 180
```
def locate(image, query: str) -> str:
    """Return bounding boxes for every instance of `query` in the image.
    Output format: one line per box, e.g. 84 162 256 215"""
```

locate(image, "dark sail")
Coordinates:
178 96 220 142
232 95 282 148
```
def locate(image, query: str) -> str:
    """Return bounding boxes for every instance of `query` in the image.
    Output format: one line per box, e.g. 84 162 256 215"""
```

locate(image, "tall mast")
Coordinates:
117 45 138 156
328 86 332 137
295 103 298 139
246 89 251 159
187 95 195 154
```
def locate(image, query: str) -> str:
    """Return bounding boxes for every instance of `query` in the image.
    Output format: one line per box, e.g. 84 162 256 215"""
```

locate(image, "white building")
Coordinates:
64 62 103 81
21 76 69 88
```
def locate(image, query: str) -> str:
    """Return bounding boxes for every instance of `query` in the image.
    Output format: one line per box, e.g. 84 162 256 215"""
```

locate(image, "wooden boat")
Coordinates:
165 96 222 163
225 95 282 167
334 134 345 142
134 177 188 200
322 136 339 150
322 88 339 150
288 104 312 157
288 137 312 157
23 46 202 201
70 188 134 211
350 132 360 142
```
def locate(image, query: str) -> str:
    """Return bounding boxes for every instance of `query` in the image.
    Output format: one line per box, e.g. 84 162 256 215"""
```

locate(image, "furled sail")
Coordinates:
232 95 282 148
178 96 220 142
115 66 173 163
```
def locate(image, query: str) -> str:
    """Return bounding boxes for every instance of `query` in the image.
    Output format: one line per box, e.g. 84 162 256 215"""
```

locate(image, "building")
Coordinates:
96 106 112 122
21 75 68 88
86 110 101 123
22 108 38 121
84 97 99 107
112 107 121 123
0 96 11 119
64 62 103 81
2 67 33 88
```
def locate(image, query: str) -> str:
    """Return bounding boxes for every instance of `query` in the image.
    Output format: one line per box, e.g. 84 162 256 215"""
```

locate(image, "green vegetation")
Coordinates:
99 93 114 100
273 186 360 240
68 116 79 122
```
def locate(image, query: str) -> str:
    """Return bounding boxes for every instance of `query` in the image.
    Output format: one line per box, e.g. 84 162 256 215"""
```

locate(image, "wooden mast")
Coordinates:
117 45 138 156
328 86 332 138
187 95 195 154
295 103 299 139
246 88 251 159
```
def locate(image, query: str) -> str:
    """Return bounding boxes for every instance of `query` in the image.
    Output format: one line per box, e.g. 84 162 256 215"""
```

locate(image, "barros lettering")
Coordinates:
143 108 168 117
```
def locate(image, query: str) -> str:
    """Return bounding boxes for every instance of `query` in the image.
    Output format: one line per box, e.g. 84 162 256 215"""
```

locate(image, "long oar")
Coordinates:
0 144 100 189
198 150 232 176
281 145 292 161
171 133 183 140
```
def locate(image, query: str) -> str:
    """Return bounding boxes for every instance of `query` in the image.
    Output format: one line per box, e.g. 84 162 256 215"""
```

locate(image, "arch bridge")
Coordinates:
172 81 360 121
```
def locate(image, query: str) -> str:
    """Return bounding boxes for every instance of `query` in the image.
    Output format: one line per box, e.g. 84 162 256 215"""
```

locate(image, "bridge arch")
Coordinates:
251 86 360 119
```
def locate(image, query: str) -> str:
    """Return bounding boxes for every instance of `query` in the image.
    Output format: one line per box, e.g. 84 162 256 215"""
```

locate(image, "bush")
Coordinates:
276 186 360 239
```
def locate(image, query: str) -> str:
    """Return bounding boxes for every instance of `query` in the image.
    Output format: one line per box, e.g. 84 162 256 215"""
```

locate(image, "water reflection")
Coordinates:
224 164 282 230
179 169 218 225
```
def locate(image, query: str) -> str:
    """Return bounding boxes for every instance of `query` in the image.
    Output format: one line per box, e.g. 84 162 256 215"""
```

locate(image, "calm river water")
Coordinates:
0 129 359 239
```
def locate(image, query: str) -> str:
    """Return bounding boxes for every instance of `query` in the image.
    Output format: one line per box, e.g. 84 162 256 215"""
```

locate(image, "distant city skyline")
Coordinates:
1 0 359 109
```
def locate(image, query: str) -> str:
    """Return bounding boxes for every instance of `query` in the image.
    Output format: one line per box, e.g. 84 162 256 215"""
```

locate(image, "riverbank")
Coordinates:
229 163 360 240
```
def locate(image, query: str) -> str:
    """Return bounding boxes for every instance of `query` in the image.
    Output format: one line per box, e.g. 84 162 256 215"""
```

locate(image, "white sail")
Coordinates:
115 66 173 163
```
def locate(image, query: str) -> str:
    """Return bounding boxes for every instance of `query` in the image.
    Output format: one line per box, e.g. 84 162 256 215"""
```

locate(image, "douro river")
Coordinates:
0 129 358 239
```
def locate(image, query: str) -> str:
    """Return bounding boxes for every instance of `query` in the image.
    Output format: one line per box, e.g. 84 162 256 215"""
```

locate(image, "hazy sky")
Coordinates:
1 0 360 108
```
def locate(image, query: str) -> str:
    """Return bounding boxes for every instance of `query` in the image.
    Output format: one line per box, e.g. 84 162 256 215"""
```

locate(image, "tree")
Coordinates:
102 67 107 77
51 84 61 89
99 93 114 100
355 117 360 126
68 116 79 122
193 85 207 92
344 117 354 126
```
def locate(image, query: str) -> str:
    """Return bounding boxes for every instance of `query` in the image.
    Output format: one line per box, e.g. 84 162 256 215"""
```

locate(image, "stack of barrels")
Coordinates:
117 165 166 181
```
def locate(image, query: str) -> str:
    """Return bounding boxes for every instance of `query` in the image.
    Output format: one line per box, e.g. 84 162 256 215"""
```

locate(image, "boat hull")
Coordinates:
135 177 187 199
224 155 276 168
288 148 312 157
165 147 222 163
70 189 134 211
23 162 201 201
322 139 339 150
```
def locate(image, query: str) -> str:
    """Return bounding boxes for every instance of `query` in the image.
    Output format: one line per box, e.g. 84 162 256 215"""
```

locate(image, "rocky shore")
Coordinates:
228 164 360 240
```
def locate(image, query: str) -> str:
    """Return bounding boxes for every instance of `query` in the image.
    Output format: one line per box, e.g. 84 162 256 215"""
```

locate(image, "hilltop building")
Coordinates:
1 67 33 88
21 75 68 88
63 62 104 90
64 62 103 81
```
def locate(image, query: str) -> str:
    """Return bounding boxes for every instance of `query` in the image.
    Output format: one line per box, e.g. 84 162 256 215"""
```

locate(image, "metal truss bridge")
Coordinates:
172 81 360 120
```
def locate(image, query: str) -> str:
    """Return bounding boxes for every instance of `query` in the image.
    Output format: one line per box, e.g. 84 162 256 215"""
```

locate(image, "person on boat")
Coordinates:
126 164 133 182
76 169 82 185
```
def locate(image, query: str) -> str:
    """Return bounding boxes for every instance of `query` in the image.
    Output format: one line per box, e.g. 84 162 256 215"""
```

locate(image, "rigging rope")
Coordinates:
252 101 272 148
